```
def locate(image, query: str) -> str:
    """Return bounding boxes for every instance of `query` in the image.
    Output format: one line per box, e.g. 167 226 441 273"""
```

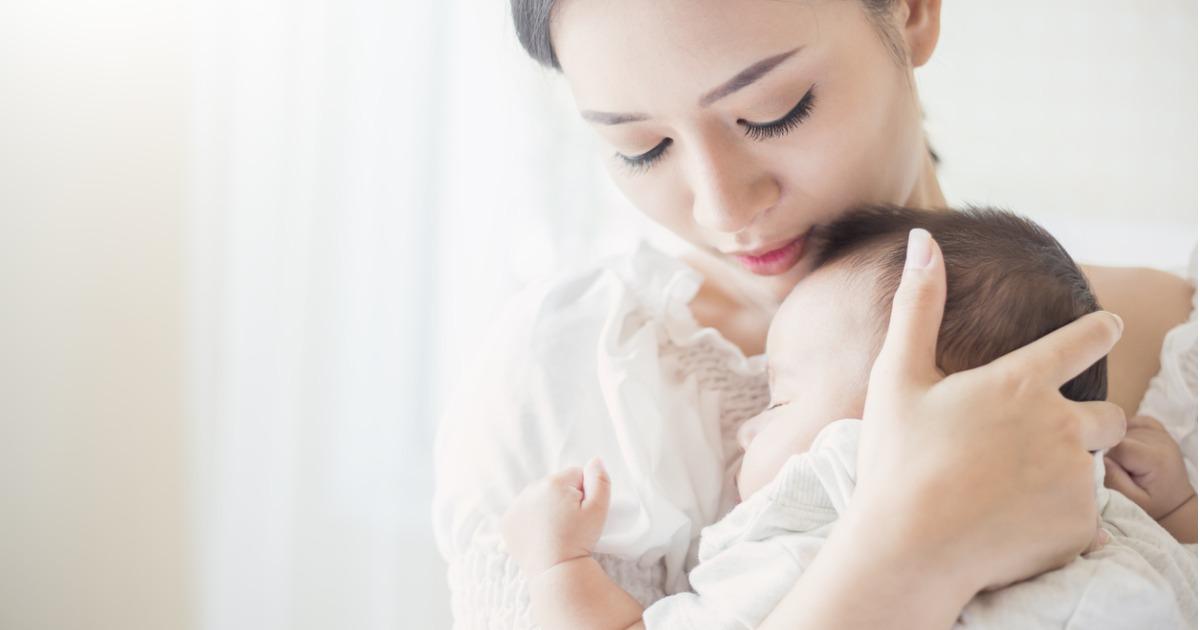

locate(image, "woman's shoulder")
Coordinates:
1081 261 1196 417
488 241 721 368
514 240 703 328
433 241 711 473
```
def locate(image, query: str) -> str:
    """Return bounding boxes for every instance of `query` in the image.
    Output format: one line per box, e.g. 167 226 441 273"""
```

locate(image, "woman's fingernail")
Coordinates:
905 228 933 269
1110 312 1124 335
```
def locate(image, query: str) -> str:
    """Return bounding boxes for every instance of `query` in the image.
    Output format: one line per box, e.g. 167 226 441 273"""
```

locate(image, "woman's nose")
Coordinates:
689 136 779 234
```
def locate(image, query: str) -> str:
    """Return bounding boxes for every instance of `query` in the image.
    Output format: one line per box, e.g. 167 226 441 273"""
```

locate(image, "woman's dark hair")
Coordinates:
511 0 562 70
510 0 905 72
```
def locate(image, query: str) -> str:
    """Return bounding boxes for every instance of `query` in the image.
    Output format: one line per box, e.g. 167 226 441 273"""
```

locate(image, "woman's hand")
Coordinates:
855 228 1127 592
761 229 1126 630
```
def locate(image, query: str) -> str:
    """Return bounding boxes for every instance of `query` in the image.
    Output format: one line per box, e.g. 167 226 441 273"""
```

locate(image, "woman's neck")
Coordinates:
906 151 948 209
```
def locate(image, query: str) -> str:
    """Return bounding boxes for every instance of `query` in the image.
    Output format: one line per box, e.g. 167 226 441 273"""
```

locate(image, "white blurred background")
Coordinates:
1 1 1195 629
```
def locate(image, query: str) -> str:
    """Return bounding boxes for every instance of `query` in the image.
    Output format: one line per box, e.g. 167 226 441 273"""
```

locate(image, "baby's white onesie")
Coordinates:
642 419 1198 630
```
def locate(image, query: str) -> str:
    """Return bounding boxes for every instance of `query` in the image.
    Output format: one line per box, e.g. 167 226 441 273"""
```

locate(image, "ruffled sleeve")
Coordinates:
1135 246 1198 488
432 242 753 627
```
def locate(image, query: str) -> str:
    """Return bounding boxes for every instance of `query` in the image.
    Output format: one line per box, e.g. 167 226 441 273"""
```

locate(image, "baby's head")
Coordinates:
736 205 1108 498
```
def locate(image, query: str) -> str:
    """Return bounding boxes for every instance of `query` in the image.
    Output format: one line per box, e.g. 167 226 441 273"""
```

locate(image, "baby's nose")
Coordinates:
736 415 766 449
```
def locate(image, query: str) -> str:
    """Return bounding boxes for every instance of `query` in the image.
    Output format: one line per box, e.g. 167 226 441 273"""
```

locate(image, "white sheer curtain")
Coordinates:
187 1 650 628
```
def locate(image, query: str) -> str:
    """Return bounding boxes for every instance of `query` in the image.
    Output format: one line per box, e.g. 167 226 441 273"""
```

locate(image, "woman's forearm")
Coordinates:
759 503 978 630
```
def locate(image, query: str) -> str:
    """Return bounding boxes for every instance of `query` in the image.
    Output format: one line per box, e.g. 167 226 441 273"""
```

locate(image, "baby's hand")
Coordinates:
501 457 611 577
1104 415 1196 537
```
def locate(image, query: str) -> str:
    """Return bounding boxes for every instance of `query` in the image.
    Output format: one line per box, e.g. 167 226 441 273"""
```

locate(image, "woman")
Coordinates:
433 1 1196 627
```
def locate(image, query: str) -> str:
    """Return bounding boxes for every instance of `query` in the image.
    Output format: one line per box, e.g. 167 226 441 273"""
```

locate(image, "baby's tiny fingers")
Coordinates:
547 466 585 491
1107 438 1158 476
1127 414 1166 431
1104 457 1147 502
582 457 611 516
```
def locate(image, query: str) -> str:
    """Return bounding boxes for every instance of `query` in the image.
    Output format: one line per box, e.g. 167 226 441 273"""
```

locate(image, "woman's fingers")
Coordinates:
994 310 1123 388
1075 400 1128 451
873 229 947 390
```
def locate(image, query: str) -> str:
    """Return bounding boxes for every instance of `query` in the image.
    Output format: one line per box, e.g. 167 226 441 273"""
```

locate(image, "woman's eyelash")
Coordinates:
616 138 673 173
740 86 816 141
614 84 816 173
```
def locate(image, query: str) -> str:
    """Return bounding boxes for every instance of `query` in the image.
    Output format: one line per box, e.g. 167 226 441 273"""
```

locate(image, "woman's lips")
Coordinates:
732 233 807 275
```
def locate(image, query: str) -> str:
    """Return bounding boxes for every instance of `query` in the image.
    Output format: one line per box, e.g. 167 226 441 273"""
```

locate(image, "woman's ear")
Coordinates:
898 0 942 68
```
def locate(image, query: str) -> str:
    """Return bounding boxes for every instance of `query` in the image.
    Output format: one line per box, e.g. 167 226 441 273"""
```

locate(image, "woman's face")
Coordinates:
552 0 938 299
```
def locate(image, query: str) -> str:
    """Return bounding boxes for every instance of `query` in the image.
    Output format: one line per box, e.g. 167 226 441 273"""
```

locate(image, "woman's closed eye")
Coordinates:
740 84 816 140
614 84 818 173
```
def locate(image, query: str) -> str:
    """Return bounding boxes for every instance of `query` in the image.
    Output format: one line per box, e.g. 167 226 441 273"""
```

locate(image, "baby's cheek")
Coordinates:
738 417 827 498
737 441 776 499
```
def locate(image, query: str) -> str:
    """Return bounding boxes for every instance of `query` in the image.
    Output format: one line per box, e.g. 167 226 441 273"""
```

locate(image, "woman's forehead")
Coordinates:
551 0 862 112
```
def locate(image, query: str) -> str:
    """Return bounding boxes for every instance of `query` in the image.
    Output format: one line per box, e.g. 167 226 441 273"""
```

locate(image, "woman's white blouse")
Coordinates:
432 242 770 629
432 242 1198 629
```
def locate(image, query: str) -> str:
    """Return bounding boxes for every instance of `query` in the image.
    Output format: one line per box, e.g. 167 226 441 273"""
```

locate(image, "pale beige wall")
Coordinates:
0 2 192 629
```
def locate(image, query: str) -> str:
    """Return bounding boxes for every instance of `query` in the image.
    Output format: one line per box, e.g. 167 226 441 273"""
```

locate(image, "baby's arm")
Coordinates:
1104 414 1197 543
528 557 646 630
1156 494 1197 543
501 459 646 630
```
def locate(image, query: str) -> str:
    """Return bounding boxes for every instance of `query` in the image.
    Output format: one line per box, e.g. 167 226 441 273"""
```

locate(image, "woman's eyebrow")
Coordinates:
698 47 802 107
579 46 803 126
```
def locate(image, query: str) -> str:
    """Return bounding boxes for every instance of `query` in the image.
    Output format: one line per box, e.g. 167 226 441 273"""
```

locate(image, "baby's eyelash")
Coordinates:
765 402 786 411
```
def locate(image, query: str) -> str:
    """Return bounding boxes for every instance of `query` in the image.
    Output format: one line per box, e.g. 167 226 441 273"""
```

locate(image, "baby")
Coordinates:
502 206 1198 629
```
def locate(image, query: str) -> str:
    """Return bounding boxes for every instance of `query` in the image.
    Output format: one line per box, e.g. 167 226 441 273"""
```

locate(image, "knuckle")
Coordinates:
995 363 1034 398
1054 409 1083 444
1135 414 1163 431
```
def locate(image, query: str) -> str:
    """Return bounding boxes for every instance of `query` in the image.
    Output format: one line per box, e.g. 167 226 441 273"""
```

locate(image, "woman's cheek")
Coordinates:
610 164 692 233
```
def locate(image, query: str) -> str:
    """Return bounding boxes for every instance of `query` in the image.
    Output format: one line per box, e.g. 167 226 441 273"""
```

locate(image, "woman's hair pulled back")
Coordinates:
509 0 905 71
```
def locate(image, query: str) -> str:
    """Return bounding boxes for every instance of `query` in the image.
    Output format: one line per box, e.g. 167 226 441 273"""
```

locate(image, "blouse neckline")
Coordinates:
622 240 769 377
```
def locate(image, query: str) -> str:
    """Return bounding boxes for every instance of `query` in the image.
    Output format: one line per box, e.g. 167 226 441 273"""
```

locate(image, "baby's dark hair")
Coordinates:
809 205 1107 402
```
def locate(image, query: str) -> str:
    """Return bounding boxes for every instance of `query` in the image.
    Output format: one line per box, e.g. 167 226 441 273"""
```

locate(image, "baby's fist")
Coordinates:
501 457 611 577
1103 415 1194 521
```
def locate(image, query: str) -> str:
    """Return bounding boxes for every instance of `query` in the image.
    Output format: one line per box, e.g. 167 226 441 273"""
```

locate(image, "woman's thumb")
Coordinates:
873 228 947 388
582 457 611 515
